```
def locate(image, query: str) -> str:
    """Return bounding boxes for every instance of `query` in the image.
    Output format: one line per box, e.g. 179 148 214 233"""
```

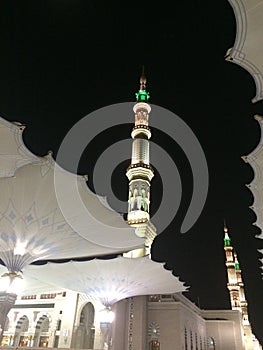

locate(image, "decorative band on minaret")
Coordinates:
126 69 154 225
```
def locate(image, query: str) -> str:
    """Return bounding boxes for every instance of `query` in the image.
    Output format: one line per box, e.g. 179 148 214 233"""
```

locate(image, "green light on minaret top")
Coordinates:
135 90 150 102
135 66 150 102
224 236 231 247
234 253 240 269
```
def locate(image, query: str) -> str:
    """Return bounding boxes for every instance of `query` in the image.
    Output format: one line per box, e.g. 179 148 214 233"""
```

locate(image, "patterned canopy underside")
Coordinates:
24 256 188 306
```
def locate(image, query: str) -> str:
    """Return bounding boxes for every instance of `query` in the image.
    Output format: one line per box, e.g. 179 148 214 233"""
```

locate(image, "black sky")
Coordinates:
0 0 262 343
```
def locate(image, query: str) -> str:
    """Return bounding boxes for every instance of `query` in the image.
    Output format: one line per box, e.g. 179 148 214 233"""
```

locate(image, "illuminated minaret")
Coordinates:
223 224 241 311
223 224 255 349
125 69 157 258
233 252 249 326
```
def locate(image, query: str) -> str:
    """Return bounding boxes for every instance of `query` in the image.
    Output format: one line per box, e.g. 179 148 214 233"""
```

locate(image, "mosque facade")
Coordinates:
0 72 261 350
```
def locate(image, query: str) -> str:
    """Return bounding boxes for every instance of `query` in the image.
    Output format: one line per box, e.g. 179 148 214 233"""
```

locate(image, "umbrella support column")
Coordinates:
0 292 17 345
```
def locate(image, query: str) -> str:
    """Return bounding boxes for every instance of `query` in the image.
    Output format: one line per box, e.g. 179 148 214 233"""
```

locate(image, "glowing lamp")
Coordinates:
99 307 115 324
0 271 24 294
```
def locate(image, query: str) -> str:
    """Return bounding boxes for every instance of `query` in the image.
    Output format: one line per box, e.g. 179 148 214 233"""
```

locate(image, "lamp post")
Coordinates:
0 271 24 345
99 307 115 350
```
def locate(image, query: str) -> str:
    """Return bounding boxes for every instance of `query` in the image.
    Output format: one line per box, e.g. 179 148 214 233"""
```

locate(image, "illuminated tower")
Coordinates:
233 252 249 326
223 224 255 349
125 69 157 258
223 224 241 311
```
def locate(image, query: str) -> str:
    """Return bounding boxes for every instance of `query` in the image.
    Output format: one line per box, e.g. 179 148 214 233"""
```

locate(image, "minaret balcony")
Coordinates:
131 125 151 139
127 210 149 225
133 102 151 114
126 164 154 181
227 284 240 290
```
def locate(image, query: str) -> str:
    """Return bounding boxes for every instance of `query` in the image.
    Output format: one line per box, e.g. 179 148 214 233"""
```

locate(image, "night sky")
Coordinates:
0 0 263 343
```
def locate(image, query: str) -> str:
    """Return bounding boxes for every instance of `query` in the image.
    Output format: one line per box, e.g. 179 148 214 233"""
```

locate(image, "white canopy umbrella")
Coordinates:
24 256 187 306
0 116 40 178
0 264 63 294
0 154 143 272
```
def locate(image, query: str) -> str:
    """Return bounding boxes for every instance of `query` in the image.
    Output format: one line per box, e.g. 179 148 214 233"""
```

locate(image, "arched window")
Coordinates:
14 315 29 347
74 302 95 349
141 189 146 211
34 315 50 348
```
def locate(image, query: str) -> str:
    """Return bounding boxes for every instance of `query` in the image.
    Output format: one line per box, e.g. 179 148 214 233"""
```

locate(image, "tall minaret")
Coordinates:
223 224 241 311
233 252 249 326
125 68 157 258
223 224 256 349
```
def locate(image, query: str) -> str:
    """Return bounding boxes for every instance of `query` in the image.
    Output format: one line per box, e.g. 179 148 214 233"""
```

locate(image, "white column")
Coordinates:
0 292 17 344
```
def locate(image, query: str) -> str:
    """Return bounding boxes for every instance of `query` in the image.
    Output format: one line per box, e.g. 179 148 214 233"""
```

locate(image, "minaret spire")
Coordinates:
124 69 157 258
223 221 231 247
140 65 146 91
135 66 150 103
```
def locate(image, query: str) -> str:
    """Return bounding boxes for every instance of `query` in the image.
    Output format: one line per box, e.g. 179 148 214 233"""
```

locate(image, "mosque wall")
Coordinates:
1 291 257 350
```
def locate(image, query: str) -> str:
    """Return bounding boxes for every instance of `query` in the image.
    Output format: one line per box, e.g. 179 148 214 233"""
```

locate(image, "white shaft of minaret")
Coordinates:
131 103 151 165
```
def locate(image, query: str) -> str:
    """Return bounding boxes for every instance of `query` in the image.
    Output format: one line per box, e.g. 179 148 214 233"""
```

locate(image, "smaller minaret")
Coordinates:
223 224 241 310
124 68 157 258
223 224 258 350
233 252 249 325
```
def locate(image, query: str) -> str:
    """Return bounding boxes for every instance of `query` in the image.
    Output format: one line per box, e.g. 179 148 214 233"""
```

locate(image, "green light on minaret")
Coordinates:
224 236 231 247
224 223 231 247
235 261 240 270
135 90 150 102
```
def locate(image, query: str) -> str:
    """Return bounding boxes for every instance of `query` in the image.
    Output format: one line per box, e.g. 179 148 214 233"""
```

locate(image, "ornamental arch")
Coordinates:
73 302 95 349
13 315 29 347
33 314 51 348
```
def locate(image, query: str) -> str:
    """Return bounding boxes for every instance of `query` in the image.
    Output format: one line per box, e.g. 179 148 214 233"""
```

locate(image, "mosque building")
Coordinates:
0 71 261 350
0 0 263 349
